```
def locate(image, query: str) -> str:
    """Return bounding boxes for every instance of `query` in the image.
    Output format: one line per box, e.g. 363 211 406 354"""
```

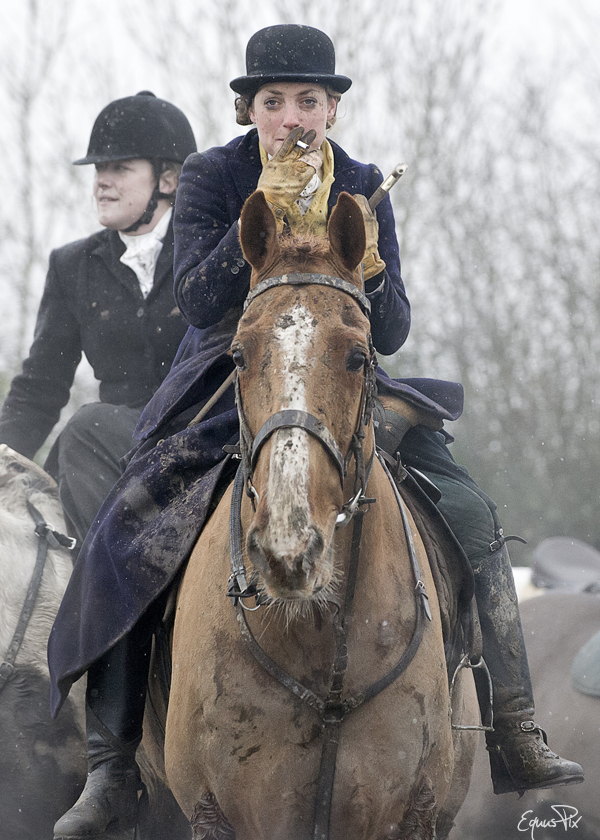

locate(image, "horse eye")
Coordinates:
232 349 246 369
347 350 366 372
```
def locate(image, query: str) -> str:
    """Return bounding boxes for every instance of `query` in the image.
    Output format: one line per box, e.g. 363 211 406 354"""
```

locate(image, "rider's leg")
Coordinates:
397 425 584 795
53 595 165 840
44 403 142 546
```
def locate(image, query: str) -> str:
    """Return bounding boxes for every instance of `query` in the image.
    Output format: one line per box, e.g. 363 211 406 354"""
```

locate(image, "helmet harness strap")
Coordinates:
122 159 174 234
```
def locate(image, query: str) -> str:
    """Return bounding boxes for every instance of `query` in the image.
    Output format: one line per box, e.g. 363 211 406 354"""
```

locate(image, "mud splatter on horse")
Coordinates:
157 192 477 840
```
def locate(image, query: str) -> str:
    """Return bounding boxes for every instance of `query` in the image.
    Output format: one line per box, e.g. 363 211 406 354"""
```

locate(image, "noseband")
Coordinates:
236 272 378 520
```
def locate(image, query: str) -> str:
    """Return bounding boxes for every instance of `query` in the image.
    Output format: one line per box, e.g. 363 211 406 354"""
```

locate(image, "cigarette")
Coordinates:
296 139 310 150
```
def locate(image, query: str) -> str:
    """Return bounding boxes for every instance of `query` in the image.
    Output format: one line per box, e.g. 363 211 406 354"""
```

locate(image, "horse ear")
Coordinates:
239 190 279 285
327 192 367 278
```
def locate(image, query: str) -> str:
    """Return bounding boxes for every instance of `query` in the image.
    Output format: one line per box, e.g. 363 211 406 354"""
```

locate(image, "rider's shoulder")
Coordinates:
328 140 383 185
48 228 115 270
184 129 260 171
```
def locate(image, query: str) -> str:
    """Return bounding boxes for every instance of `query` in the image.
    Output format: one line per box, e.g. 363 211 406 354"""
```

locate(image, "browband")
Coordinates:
244 272 371 317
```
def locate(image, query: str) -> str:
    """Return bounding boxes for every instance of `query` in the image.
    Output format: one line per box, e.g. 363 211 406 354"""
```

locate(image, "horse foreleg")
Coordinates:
190 792 236 840
385 776 437 840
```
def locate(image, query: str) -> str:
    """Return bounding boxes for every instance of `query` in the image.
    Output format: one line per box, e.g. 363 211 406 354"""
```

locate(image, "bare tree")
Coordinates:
2 0 600 552
0 0 75 365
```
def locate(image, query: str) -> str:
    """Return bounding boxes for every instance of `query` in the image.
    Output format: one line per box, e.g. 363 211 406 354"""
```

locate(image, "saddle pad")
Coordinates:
571 628 600 698
376 374 464 422
532 537 600 592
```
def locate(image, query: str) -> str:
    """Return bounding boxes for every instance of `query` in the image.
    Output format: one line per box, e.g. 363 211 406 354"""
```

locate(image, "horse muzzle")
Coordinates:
246 521 331 599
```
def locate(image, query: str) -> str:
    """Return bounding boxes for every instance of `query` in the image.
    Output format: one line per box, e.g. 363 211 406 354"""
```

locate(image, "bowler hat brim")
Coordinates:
230 72 352 97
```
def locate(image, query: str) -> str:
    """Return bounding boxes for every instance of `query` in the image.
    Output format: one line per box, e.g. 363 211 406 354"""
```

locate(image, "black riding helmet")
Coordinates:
74 91 197 231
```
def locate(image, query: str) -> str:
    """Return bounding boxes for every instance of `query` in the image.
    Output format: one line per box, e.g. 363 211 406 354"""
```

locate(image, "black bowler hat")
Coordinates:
230 25 352 97
73 91 197 165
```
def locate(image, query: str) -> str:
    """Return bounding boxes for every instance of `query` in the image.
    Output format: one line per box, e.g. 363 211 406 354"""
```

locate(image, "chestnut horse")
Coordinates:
161 191 477 840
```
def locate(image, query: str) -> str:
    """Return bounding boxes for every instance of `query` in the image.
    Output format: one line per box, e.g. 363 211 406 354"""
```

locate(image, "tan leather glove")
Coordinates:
257 127 321 231
353 194 386 282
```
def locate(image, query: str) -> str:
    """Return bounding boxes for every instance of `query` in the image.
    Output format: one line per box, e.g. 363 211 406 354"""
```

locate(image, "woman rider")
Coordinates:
0 91 196 546
50 25 582 840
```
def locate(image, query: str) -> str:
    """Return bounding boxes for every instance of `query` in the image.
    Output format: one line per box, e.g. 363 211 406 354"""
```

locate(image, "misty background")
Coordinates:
1 0 600 564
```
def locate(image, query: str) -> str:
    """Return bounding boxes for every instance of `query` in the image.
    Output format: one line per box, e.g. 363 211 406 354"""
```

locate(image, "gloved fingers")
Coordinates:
352 193 376 220
353 193 380 258
274 127 306 161
298 128 316 149
274 128 318 161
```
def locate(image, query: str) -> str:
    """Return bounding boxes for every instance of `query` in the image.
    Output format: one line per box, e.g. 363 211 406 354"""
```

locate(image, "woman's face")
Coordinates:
93 159 157 231
249 82 337 157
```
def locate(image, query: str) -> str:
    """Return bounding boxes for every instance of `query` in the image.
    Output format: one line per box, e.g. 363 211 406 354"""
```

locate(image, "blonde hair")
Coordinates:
235 86 341 129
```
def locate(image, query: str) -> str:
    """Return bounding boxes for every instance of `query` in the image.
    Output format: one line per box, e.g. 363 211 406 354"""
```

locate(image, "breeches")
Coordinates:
398 425 501 565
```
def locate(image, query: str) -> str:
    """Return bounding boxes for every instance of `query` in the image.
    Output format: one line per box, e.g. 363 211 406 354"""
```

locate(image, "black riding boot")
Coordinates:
53 620 152 839
472 544 584 795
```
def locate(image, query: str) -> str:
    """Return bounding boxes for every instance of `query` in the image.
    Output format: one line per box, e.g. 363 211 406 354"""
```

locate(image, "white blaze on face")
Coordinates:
266 303 315 556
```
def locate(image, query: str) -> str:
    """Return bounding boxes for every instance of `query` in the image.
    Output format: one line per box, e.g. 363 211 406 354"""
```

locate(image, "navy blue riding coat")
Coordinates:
48 129 463 715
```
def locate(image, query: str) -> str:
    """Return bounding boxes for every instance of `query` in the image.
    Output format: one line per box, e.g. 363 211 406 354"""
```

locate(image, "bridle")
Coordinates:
0 501 76 695
234 271 378 533
227 271 432 840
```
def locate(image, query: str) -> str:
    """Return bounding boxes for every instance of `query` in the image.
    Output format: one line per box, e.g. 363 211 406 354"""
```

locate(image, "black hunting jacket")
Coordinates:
0 223 188 460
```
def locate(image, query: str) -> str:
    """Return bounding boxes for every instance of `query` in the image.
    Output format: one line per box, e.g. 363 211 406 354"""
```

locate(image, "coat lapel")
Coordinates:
91 224 175 300
91 230 143 298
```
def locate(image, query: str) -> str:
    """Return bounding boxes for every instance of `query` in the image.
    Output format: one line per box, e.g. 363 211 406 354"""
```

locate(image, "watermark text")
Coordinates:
518 805 581 840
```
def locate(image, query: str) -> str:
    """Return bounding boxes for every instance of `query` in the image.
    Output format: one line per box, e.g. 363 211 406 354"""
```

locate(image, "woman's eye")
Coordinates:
347 350 366 372
232 349 246 369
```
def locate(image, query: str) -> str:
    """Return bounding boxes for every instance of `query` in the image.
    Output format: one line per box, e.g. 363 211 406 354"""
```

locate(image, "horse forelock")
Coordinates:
264 231 361 285
278 232 329 263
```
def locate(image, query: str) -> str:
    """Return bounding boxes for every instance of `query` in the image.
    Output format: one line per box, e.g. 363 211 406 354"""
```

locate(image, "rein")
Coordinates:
0 501 76 694
227 272 432 839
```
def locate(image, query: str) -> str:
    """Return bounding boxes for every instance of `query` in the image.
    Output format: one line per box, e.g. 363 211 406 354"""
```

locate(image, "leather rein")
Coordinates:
0 501 76 694
227 272 432 840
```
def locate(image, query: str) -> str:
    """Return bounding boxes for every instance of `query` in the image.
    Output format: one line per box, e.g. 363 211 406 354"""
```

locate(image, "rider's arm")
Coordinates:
173 150 251 330
362 164 411 357
0 249 82 459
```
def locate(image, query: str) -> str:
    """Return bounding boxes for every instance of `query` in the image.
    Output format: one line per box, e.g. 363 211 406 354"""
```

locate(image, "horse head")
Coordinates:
235 190 374 603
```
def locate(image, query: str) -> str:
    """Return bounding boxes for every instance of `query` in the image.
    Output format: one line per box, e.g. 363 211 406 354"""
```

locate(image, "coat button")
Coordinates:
137 307 144 317
231 266 239 275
